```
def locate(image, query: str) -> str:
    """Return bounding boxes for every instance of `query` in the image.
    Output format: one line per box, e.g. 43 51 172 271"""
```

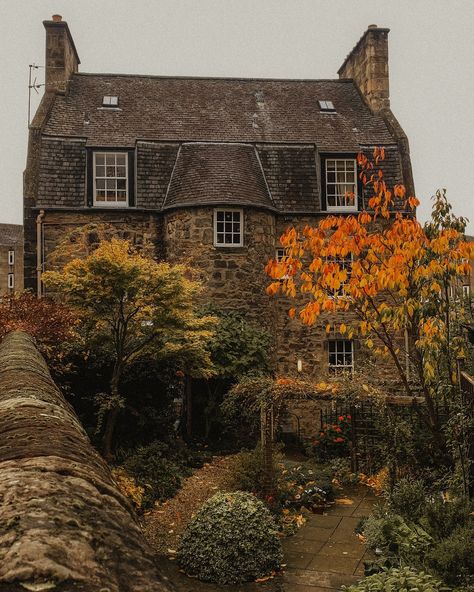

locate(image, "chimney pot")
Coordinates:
52 14 62 22
368 24 378 29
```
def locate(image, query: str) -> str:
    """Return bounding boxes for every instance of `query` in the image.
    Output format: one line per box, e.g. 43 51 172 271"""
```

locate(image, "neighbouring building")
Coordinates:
24 16 414 395
0 224 23 295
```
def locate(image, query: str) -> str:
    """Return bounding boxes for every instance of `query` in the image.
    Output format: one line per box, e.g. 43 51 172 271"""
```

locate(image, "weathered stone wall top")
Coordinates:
0 332 173 591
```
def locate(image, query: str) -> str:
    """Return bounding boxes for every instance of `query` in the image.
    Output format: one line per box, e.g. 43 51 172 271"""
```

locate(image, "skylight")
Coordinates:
319 100 335 112
102 96 119 107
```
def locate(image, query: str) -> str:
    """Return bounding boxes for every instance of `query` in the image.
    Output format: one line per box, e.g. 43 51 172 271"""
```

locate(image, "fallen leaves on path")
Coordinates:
143 455 236 555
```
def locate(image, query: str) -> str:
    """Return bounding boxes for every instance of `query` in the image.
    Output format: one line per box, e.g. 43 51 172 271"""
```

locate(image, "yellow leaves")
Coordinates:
339 323 347 335
408 196 420 209
366 339 374 349
288 308 296 319
326 323 331 335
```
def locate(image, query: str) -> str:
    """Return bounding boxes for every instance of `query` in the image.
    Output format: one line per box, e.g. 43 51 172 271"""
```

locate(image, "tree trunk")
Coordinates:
102 364 122 459
185 376 192 439
102 406 119 460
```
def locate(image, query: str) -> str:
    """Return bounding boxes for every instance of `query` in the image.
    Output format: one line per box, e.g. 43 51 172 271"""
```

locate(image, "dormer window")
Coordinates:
93 152 128 205
102 95 119 107
319 100 335 112
324 158 358 211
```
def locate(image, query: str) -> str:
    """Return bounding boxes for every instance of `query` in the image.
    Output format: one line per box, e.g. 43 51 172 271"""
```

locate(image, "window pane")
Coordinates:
95 154 105 165
116 154 126 165
96 165 105 177
105 153 116 165
116 166 126 177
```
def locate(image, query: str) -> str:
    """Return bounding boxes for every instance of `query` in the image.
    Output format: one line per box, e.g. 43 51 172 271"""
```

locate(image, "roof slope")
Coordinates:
44 74 395 149
0 224 23 246
164 143 273 210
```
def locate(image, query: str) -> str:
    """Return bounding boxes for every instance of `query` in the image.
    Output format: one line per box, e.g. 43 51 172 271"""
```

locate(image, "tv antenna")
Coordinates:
28 64 44 125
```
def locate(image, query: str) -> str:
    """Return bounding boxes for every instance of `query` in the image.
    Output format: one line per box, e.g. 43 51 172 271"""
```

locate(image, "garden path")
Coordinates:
153 485 377 592
281 485 377 591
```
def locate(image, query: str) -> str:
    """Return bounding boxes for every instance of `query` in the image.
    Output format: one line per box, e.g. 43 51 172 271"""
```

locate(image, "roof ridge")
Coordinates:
74 72 352 84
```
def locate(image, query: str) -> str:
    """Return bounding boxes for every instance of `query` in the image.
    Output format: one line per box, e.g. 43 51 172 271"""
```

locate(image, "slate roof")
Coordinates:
44 74 395 149
0 224 23 246
164 144 274 211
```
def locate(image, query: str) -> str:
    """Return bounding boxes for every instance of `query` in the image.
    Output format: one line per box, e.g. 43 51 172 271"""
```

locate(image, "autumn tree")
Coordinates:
265 148 474 456
43 238 215 457
0 291 77 372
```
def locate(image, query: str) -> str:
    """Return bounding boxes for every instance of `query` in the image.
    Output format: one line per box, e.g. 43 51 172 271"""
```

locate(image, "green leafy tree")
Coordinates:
202 309 272 439
43 238 215 457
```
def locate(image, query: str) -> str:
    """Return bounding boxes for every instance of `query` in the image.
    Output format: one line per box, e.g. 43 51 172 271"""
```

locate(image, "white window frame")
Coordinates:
7 273 14 289
325 158 358 212
8 250 14 266
214 208 243 247
463 285 471 298
328 339 354 375
93 152 129 207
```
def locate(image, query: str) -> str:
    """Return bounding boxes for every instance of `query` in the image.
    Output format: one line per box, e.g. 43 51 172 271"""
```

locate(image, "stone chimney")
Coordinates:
338 25 390 113
43 15 80 93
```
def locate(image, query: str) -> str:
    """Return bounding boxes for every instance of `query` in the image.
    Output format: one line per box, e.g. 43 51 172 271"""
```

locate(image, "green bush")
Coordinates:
344 566 449 592
224 446 284 497
177 491 283 584
420 497 471 539
363 509 432 564
386 478 427 522
121 441 193 507
428 523 474 587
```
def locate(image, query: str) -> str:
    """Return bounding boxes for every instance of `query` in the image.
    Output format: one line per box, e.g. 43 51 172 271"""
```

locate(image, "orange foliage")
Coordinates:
0 291 77 370
265 149 474 397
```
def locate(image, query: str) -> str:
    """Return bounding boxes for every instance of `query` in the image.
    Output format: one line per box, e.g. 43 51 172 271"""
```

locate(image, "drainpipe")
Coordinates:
36 210 45 298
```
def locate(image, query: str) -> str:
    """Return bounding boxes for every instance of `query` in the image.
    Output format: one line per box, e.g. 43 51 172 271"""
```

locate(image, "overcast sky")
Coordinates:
1 0 473 231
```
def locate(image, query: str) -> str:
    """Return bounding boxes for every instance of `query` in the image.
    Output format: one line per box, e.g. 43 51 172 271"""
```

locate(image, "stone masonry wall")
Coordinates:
40 210 163 278
164 207 278 332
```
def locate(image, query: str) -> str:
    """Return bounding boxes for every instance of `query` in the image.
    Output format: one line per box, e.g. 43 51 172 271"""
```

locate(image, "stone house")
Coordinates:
24 16 414 393
0 224 23 295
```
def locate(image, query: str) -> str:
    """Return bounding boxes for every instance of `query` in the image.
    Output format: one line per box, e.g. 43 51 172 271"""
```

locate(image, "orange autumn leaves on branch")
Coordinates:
265 148 474 393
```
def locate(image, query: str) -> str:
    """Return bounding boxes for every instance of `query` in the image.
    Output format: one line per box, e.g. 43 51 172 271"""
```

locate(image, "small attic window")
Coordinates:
319 100 335 112
102 95 119 107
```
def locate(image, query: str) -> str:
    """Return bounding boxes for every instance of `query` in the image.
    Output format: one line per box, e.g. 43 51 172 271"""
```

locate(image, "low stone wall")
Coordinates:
0 332 173 592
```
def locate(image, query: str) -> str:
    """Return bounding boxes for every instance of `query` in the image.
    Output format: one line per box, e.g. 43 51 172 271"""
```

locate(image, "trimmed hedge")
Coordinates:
177 491 283 584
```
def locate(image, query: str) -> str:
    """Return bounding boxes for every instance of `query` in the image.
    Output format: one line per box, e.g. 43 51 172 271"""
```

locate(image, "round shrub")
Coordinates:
344 567 449 592
177 491 283 584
